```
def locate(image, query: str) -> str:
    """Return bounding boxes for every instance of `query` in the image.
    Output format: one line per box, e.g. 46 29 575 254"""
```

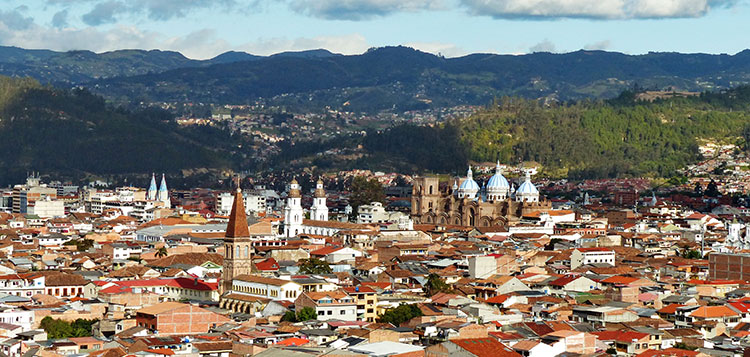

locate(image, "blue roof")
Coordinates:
487 173 509 189
517 180 538 194
459 178 479 190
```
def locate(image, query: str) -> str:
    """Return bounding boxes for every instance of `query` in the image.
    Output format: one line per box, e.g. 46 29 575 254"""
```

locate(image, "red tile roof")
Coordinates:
549 275 583 287
451 338 521 357
276 337 309 347
636 348 700 357
254 258 279 271
309 246 343 256
657 303 685 314
600 276 639 285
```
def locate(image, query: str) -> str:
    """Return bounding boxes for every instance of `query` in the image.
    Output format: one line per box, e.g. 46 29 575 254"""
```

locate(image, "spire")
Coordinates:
147 173 157 200
149 173 157 191
225 183 250 238
467 166 473 179
496 160 501 174
159 174 167 192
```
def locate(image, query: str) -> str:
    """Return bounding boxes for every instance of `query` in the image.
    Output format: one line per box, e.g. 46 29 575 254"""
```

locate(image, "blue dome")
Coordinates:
459 178 480 191
487 173 509 190
516 179 538 194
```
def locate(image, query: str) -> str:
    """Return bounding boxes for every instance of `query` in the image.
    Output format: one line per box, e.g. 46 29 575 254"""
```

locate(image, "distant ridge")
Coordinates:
4 45 750 111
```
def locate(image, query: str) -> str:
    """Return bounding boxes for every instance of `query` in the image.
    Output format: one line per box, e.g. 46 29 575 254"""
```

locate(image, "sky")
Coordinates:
1 0 749 59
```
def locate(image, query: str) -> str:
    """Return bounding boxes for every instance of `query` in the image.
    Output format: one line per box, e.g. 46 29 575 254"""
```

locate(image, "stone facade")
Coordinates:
411 176 551 227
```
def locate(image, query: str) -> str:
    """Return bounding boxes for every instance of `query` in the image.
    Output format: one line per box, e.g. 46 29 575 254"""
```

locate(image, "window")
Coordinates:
327 311 332 315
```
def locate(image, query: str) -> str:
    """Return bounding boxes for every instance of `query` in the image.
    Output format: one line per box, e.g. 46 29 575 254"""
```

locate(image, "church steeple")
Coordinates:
225 186 250 239
221 180 253 295
157 174 170 208
284 178 304 237
310 178 329 221
147 173 157 201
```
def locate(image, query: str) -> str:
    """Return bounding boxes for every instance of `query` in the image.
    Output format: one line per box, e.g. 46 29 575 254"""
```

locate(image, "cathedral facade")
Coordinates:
411 163 552 227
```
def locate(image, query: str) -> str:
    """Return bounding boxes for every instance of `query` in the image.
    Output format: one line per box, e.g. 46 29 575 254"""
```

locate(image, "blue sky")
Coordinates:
0 0 748 59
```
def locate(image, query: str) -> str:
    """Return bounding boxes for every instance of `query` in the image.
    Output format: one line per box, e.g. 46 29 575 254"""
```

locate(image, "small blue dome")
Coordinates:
517 178 538 194
459 178 480 191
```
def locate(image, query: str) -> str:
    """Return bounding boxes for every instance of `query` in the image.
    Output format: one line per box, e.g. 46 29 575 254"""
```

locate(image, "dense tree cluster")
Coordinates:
378 304 423 327
40 317 98 339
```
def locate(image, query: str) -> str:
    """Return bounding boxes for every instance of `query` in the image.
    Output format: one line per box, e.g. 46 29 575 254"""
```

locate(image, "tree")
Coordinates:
682 249 702 260
673 342 698 351
40 317 98 339
425 273 450 296
155 246 168 258
378 304 423 327
349 176 385 216
298 258 332 274
281 311 297 322
64 239 94 252
694 182 704 196
296 307 317 322
705 179 720 197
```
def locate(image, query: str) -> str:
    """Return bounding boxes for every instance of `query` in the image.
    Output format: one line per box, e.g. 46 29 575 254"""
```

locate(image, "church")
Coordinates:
411 162 552 227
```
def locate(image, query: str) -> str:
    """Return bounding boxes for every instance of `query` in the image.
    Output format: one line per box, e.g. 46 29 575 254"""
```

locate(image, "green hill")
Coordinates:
0 77 246 184
296 87 750 178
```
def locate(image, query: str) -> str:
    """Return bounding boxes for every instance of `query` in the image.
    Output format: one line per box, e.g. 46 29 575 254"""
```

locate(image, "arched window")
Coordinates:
244 245 249 258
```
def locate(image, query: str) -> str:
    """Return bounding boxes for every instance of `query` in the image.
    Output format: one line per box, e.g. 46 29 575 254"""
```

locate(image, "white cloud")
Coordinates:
0 11 371 59
583 40 611 50
50 0 238 25
237 34 370 56
529 39 556 53
460 0 737 19
404 41 467 57
286 0 444 20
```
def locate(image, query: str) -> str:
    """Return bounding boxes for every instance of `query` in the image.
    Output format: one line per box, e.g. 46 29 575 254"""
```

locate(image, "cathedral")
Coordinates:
411 162 552 227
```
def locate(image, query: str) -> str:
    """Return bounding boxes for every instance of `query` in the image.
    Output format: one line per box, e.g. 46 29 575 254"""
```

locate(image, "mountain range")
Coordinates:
5 46 750 111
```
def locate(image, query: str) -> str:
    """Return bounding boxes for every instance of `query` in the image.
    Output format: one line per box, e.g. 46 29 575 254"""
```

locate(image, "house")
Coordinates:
473 276 529 300
593 330 650 355
426 337 521 357
570 248 615 269
294 290 357 322
546 274 599 295
135 301 229 335
343 286 378 322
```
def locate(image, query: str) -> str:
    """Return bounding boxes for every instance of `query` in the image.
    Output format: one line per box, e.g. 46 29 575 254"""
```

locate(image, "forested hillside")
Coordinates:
0 77 247 184
356 88 750 178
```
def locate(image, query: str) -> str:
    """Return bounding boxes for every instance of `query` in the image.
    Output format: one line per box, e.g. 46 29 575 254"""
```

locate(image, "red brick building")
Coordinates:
709 253 750 280
135 302 229 335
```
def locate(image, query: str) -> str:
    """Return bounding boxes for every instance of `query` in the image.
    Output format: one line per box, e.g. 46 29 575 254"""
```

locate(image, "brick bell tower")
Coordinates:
220 181 253 295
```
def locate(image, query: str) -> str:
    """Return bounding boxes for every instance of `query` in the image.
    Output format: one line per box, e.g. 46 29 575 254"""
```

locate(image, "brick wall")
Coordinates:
154 305 229 335
709 253 750 280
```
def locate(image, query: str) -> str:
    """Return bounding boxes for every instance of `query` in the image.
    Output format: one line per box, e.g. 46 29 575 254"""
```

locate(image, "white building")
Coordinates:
570 248 615 269
29 197 65 218
356 202 410 225
230 275 302 302
283 179 304 238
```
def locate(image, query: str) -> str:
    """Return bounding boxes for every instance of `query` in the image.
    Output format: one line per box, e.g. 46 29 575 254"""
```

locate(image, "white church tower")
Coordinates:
284 178 304 237
727 219 742 247
309 179 329 221
158 174 170 208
